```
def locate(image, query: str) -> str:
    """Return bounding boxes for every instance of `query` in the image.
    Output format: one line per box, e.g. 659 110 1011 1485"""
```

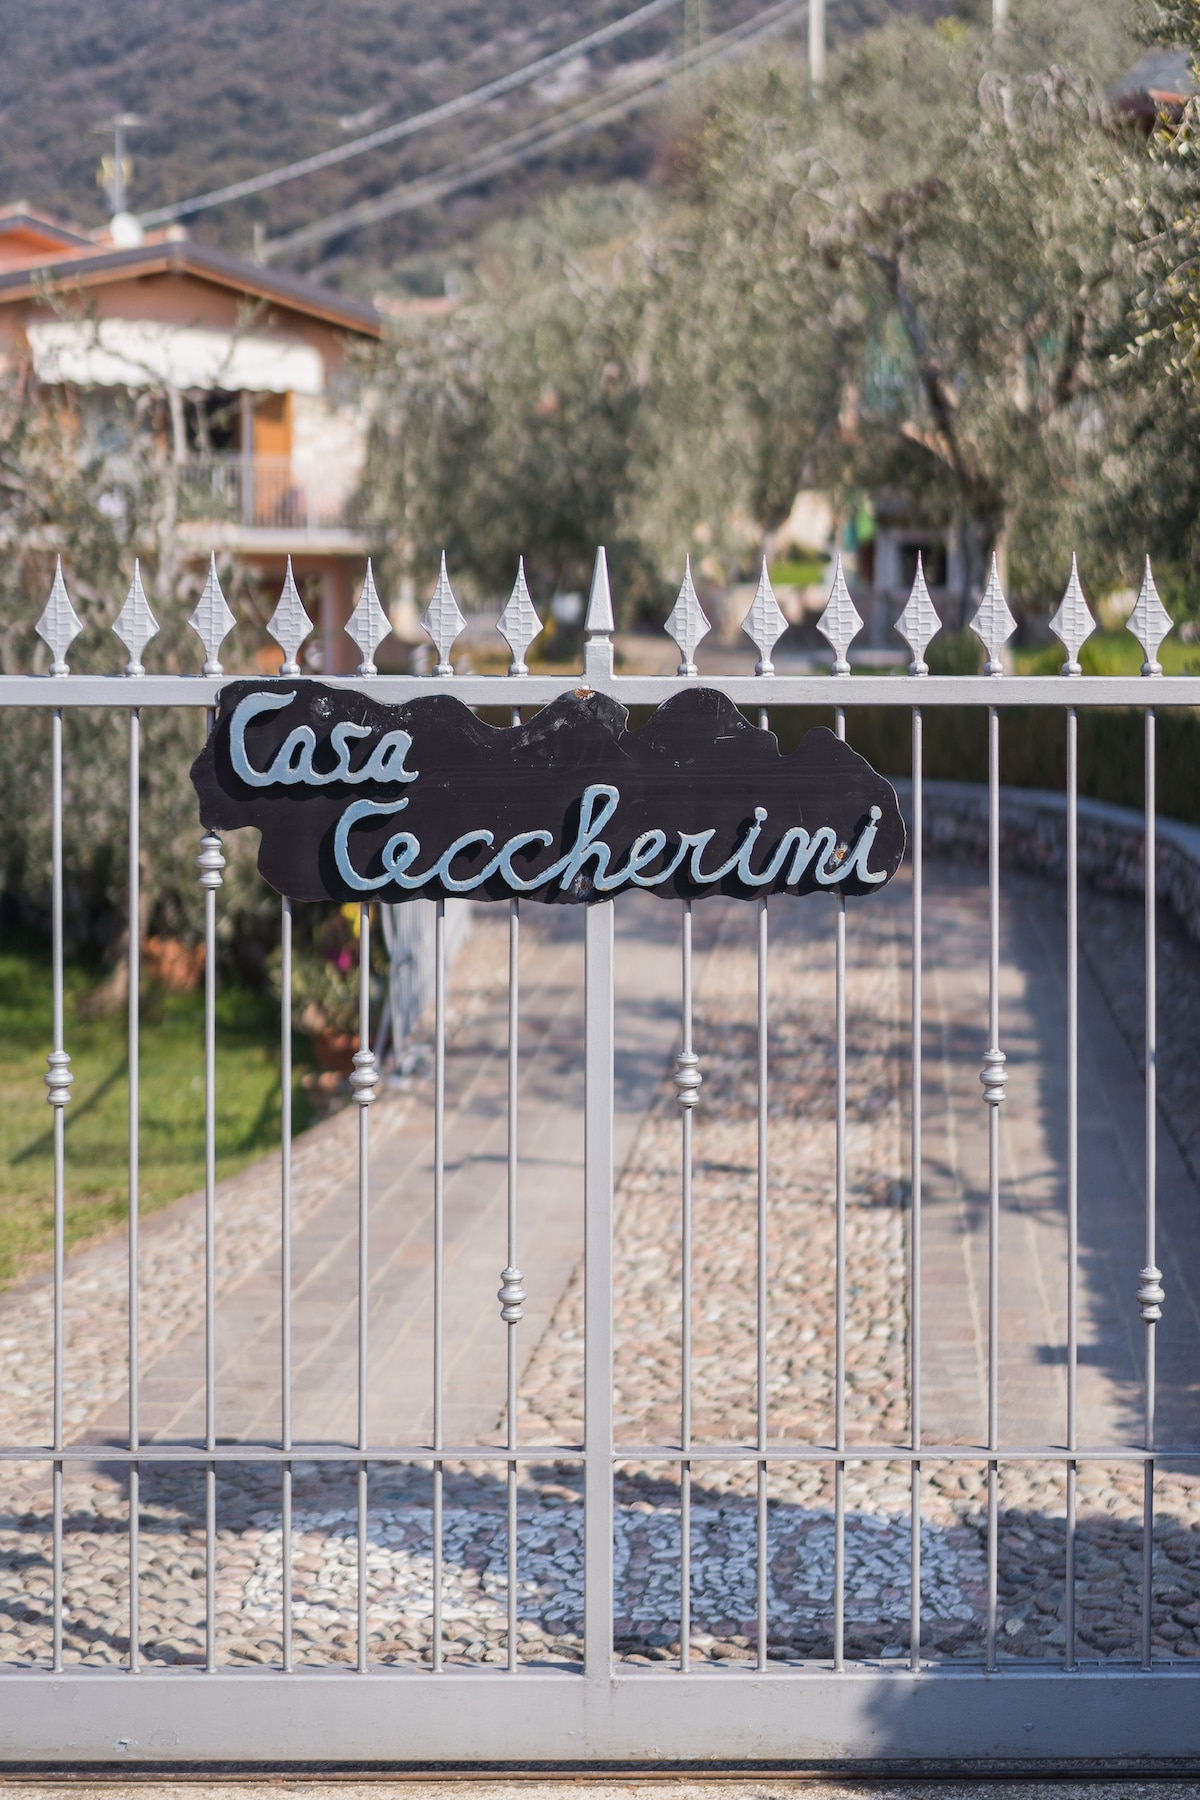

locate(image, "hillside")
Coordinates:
0 0 1145 295
0 0 786 292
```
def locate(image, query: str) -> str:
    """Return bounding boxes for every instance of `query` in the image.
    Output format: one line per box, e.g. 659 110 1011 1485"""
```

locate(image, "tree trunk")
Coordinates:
954 511 999 634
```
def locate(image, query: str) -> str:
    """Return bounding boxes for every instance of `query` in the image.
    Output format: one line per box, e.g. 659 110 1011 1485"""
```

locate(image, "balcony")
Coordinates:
176 455 365 535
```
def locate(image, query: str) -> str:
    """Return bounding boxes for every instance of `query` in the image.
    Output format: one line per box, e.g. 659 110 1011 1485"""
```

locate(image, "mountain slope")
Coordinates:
0 0 771 288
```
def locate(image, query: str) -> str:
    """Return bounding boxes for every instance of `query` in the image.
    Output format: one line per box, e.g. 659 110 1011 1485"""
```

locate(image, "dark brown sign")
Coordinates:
190 681 905 905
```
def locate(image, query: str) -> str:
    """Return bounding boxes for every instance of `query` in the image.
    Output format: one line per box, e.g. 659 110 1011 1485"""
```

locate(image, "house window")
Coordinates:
185 391 239 456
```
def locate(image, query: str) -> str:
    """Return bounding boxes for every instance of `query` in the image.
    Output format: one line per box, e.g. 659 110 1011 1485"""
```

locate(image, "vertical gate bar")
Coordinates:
280 894 294 1673
833 704 846 1671
756 701 770 1672
583 899 615 1679
756 892 769 1671
909 704 923 1672
200 816 222 1674
678 899 693 1672
1142 707 1158 1669
432 896 446 1672
985 705 1001 1672
1065 706 1079 1669
506 895 520 1671
357 903 372 1673
50 708 65 1673
127 706 141 1673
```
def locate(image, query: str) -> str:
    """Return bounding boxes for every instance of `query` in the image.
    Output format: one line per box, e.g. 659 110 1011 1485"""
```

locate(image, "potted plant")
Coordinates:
268 905 385 1074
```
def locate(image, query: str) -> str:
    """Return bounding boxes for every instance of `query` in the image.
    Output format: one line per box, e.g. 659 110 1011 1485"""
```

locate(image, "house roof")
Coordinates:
0 206 94 271
0 230 381 338
1111 47 1200 120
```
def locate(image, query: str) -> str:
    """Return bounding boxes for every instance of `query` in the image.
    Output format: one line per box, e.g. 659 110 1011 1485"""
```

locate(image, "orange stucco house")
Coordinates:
0 205 382 671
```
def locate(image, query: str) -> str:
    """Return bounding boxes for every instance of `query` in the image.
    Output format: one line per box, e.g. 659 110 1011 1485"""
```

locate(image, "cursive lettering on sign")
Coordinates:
191 681 906 905
327 783 888 896
229 688 421 789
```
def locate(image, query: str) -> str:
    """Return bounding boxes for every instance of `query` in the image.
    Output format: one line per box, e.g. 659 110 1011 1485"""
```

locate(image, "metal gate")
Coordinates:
1 547 1198 1769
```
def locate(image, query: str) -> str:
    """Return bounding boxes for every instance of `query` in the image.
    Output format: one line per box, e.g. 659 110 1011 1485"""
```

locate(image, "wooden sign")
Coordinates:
190 681 905 905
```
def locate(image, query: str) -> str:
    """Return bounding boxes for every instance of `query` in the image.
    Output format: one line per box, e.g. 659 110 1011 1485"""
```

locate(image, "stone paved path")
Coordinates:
83 896 706 1450
918 861 1200 1452
4 864 1200 1670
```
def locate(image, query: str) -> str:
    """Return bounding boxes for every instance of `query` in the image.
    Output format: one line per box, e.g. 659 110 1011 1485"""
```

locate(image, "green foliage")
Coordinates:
768 556 827 588
266 904 388 1039
925 630 985 676
1014 629 1200 676
771 699 1200 825
1147 559 1200 624
640 4 1150 622
0 934 313 1291
361 3 1192 624
364 186 671 622
0 364 280 966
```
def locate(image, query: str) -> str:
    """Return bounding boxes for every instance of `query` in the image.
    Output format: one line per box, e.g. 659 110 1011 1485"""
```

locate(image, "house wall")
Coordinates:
0 271 362 387
290 391 366 513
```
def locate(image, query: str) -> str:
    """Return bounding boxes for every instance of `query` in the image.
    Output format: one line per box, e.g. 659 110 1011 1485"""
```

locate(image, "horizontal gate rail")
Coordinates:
0 548 1197 1767
2 671 1200 706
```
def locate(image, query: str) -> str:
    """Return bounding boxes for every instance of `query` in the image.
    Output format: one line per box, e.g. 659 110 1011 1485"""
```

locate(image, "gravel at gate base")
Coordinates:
1 875 1199 1671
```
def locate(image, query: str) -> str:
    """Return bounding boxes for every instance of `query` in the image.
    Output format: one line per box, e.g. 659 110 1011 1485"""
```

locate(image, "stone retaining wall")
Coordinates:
893 778 1200 946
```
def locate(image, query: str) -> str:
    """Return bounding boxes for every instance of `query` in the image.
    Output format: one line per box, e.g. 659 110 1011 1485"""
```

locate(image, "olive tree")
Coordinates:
363 186 668 627
0 359 272 963
639 4 1149 621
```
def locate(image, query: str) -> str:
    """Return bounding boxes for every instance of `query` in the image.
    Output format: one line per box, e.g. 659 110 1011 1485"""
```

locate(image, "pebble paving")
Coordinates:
2 875 1200 1673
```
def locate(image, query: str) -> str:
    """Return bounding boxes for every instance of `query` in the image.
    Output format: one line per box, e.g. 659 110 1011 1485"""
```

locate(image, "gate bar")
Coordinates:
584 900 615 1678
1142 708 1159 1668
50 706 65 1674
755 890 769 1670
127 706 142 1675
356 901 371 1673
280 894 294 1674
909 702 924 1672
678 898 694 1672
1065 705 1079 1669
432 896 447 1672
505 894 521 1670
197 800 224 1675
833 703 847 1671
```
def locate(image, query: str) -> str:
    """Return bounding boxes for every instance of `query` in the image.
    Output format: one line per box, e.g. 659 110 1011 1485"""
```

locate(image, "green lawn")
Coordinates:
0 938 313 1290
769 556 829 589
1012 629 1200 677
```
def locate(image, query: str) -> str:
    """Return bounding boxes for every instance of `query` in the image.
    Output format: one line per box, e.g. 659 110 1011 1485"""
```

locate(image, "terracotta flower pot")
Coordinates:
300 1003 359 1073
310 1029 357 1073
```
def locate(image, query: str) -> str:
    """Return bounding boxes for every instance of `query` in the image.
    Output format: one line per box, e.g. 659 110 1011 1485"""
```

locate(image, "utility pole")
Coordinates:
683 0 707 61
809 0 826 94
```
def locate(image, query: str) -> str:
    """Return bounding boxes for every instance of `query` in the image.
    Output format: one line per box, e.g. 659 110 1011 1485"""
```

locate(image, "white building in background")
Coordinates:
0 204 382 671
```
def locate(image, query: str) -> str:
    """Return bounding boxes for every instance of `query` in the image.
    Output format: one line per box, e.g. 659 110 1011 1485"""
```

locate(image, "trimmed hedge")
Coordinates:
768 705 1200 826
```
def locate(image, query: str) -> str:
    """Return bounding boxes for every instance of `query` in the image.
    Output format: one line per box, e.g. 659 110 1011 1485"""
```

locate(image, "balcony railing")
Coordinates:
176 455 362 532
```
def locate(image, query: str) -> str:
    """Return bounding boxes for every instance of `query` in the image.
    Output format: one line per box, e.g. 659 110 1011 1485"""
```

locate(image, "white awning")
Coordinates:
25 318 325 395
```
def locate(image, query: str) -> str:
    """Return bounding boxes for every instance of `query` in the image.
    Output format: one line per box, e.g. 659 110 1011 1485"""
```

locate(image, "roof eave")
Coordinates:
0 241 380 338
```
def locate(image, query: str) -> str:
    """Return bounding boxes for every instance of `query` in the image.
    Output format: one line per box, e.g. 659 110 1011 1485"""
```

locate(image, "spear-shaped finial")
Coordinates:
36 557 82 677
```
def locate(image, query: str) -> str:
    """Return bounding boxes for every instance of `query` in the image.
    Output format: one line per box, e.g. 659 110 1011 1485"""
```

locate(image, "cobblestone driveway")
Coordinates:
2 868 1200 1670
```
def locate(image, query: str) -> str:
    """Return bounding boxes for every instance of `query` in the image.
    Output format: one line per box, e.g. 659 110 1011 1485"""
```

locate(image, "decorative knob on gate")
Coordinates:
44 1049 73 1108
1137 1265 1165 1323
350 1048 377 1106
196 833 225 889
674 1049 702 1109
979 1047 1007 1107
498 1266 526 1324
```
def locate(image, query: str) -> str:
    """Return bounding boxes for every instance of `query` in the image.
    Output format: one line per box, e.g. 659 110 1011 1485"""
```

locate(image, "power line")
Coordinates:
264 0 807 262
135 0 685 228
